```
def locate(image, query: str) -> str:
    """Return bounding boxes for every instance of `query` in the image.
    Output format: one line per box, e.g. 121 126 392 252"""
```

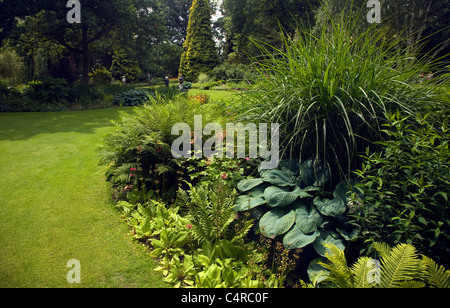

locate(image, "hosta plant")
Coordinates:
235 157 361 256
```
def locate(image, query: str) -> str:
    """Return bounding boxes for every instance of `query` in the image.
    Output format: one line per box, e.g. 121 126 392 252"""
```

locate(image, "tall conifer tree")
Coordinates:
179 0 218 81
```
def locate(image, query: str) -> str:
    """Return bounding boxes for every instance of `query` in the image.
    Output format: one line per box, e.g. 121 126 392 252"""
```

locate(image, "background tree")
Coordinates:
220 0 319 62
313 0 450 61
15 0 137 83
179 0 218 81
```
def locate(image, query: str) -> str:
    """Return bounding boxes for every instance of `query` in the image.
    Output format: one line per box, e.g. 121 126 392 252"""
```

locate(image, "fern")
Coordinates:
179 180 239 244
316 242 450 288
375 243 421 288
350 256 376 288
319 243 354 288
421 255 450 288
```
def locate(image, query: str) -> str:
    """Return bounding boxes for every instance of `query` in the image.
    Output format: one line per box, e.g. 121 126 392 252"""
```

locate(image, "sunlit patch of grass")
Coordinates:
0 108 168 287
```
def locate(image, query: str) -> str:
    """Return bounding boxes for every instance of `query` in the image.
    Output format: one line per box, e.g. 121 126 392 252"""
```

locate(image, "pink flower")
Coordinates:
130 168 137 171
245 157 250 161
221 173 227 180
186 224 193 230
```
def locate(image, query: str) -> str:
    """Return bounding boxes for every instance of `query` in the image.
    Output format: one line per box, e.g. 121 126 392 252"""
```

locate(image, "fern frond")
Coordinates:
378 243 421 288
373 242 392 259
319 243 354 288
398 281 426 288
350 256 377 288
420 255 450 288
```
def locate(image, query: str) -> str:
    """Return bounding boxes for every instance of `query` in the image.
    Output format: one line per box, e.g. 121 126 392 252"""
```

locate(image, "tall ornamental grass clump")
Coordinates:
236 13 445 180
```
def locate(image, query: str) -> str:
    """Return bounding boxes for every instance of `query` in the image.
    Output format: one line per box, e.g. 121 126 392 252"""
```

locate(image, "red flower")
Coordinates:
221 173 227 180
186 224 193 230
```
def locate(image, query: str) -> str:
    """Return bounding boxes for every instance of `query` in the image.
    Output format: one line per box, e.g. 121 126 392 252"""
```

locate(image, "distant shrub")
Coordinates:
113 86 182 106
113 89 151 106
196 73 212 84
89 66 112 84
211 63 255 83
26 77 70 103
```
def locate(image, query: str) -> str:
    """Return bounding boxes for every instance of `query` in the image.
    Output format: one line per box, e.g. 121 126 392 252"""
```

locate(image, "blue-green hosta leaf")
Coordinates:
300 157 330 187
264 186 299 208
295 204 323 234
259 209 296 238
279 158 300 176
307 258 330 286
234 195 266 211
283 226 320 250
313 231 345 257
262 169 296 186
247 183 269 197
313 196 346 217
336 228 360 241
296 186 315 199
237 178 264 192
333 178 364 206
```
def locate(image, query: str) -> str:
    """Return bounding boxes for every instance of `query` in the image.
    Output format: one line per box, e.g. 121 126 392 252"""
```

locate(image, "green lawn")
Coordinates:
0 108 168 288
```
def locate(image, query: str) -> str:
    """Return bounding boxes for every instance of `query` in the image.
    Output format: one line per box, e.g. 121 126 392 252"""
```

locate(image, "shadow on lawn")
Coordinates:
0 107 132 141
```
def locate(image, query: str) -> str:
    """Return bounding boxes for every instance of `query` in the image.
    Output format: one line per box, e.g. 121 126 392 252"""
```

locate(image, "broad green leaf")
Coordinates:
336 228 360 241
295 204 323 234
313 231 345 257
279 158 300 175
283 225 320 249
234 195 266 211
262 169 296 186
314 196 346 217
308 258 330 286
196 254 211 268
247 183 269 197
174 231 189 247
259 209 296 238
135 217 152 238
300 157 330 187
333 178 362 202
237 178 264 192
264 186 299 208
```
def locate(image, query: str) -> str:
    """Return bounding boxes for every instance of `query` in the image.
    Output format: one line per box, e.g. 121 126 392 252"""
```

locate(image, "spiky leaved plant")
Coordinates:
310 242 450 288
234 8 445 179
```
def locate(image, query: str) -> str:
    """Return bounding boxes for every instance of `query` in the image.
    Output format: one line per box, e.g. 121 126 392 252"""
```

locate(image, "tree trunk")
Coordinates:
81 26 90 84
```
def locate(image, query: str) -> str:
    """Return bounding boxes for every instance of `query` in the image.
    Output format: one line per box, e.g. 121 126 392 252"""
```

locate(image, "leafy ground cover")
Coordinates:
0 108 168 287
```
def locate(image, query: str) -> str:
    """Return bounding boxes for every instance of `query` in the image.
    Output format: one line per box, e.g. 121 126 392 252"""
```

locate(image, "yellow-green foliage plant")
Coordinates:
308 242 450 288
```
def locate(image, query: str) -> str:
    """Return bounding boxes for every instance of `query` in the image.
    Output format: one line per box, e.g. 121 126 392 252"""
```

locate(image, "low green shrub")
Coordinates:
235 157 361 258
196 73 212 84
99 96 225 202
113 86 182 106
89 66 112 84
113 89 151 106
115 185 289 288
352 112 450 267
211 62 256 83
0 80 138 112
26 77 70 103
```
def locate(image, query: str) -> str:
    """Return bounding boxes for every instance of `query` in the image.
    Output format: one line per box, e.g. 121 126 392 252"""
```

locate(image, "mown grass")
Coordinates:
0 108 168 288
